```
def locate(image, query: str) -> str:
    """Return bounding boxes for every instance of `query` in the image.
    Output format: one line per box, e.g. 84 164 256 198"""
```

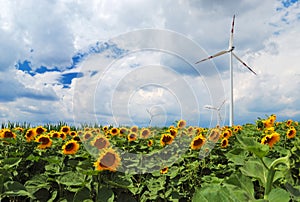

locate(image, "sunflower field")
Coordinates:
0 115 299 202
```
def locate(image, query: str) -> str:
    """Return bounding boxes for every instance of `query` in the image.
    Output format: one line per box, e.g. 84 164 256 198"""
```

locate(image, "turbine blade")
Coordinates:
218 99 226 110
229 15 235 49
218 111 222 125
195 50 230 64
232 52 257 75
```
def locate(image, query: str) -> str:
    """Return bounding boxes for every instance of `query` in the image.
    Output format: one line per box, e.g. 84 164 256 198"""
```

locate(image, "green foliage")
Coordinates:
0 118 299 201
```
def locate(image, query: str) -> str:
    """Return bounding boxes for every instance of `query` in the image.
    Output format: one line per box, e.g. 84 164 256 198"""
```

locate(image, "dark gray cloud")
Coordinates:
0 76 58 102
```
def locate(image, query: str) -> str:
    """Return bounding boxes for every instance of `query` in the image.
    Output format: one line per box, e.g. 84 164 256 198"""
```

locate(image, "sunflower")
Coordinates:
286 119 293 127
233 125 242 133
224 125 230 129
264 127 275 135
89 129 95 134
269 115 276 125
147 140 154 147
84 127 91 131
187 126 194 134
140 128 151 139
25 128 37 142
261 132 280 148
169 128 178 137
221 138 229 148
221 129 232 139
270 114 277 121
263 118 274 128
94 148 121 172
233 126 239 133
36 135 52 149
128 133 138 142
286 127 296 139
169 125 175 129
102 126 109 132
14 127 24 133
35 126 47 135
0 129 16 139
208 128 220 142
109 128 119 136
60 126 71 135
190 135 206 150
160 167 168 174
82 131 93 141
93 128 101 134
77 130 84 136
60 132 67 140
130 126 139 133
73 135 81 142
195 127 204 136
160 133 174 146
91 135 110 150
119 127 128 136
177 120 186 129
62 140 80 155
51 131 60 138
69 131 77 137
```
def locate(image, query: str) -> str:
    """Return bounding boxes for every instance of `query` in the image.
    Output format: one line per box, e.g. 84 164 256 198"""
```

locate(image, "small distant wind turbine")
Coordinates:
146 107 160 127
204 100 226 126
195 15 257 126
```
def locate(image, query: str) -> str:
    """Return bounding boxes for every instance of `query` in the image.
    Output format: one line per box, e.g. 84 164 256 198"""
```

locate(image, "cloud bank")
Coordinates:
0 0 299 127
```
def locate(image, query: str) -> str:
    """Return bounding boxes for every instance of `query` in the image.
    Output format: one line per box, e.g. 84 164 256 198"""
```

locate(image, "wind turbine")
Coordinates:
195 15 257 126
146 107 160 127
204 99 226 127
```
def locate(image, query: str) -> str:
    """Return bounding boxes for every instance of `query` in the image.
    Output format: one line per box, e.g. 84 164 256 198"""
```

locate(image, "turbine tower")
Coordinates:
195 15 257 126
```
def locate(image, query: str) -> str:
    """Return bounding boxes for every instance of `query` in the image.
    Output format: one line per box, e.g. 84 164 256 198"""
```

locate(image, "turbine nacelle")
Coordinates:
195 15 256 75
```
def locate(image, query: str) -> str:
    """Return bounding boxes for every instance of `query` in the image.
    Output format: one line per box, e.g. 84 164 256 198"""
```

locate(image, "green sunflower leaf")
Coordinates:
239 159 267 187
1 157 22 169
97 187 114 202
236 135 269 158
224 173 255 201
3 181 34 198
192 184 240 202
73 187 92 202
268 188 290 202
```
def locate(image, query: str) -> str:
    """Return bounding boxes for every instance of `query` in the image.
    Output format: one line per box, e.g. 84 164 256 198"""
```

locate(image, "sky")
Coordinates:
0 0 300 128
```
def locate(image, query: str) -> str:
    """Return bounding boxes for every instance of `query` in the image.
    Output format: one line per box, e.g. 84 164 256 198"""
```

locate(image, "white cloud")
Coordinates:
0 0 300 126
233 8 300 123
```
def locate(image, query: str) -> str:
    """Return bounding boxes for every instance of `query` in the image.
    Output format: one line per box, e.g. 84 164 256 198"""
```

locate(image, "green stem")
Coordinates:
259 157 269 170
264 153 290 199
58 182 63 200
284 135 287 150
264 168 276 199
269 154 290 172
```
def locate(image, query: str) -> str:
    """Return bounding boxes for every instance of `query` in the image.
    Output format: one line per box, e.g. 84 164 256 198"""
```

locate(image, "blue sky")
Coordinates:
0 0 300 127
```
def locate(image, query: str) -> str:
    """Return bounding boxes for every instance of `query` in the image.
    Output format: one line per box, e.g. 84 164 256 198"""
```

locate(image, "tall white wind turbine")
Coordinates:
195 15 257 126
